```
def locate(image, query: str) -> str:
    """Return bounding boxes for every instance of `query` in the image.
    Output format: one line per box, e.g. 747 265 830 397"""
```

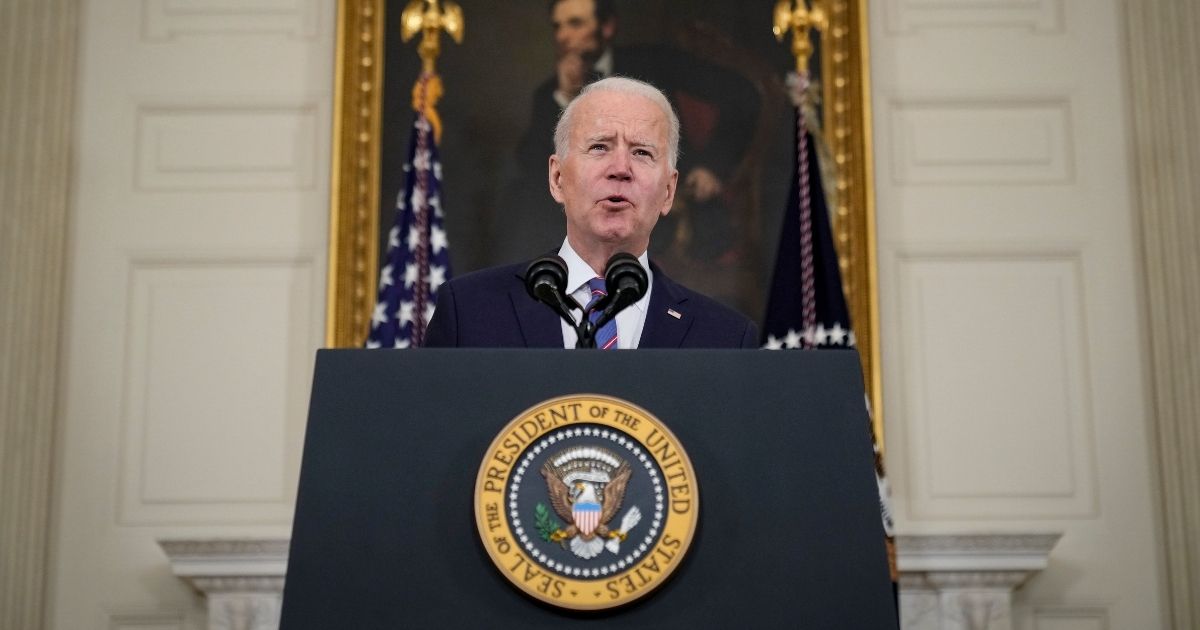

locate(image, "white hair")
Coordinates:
553 76 681 169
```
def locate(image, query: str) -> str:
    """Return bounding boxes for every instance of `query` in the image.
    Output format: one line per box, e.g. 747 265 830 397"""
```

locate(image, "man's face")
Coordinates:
549 91 678 256
551 0 612 60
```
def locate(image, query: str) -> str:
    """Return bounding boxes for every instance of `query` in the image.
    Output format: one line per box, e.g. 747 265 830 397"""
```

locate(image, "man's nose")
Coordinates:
606 151 632 181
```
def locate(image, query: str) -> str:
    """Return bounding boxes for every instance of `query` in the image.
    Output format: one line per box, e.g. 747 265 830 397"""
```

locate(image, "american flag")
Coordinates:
366 79 451 349
761 72 897 582
761 72 854 352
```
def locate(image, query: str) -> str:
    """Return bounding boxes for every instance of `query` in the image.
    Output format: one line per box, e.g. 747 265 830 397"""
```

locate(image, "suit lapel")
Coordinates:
509 269 563 348
639 263 693 348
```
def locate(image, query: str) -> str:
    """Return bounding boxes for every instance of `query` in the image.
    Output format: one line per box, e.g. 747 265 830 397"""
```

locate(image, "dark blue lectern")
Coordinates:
281 349 896 628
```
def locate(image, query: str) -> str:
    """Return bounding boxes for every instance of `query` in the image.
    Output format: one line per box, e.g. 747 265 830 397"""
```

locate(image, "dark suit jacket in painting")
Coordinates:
423 261 759 349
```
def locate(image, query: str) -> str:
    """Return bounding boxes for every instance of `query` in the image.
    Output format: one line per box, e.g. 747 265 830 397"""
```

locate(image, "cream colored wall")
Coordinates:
49 1 333 627
871 0 1165 628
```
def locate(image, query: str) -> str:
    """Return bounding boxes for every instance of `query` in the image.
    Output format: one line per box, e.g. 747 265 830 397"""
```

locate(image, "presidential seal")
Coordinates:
474 394 699 610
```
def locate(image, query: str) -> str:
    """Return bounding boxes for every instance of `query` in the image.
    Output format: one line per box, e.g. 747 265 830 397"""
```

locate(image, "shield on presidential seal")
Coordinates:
573 500 601 536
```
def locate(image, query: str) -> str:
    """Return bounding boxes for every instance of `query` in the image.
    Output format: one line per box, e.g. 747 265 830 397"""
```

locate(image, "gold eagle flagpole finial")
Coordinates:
772 0 828 75
400 0 464 142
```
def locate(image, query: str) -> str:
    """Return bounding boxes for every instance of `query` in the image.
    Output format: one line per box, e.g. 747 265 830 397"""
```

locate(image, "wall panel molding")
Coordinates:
1031 605 1111 630
107 610 187 630
0 1 79 628
885 0 1065 33
116 254 317 525
895 250 1098 520
141 0 319 40
889 99 1075 185
135 104 319 191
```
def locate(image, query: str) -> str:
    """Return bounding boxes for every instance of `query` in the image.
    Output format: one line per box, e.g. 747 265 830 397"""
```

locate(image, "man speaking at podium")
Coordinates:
424 77 757 349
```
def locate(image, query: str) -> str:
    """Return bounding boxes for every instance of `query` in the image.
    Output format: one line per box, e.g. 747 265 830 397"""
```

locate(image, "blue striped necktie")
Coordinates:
585 277 618 350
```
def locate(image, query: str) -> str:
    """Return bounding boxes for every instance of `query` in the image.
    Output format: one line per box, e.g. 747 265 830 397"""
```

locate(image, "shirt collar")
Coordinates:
557 238 652 313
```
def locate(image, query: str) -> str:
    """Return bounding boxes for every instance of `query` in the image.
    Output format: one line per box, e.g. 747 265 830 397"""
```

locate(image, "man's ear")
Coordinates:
660 168 678 217
548 154 565 204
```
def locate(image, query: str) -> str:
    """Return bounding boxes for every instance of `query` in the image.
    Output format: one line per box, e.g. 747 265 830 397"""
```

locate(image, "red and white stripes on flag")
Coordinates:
573 502 602 536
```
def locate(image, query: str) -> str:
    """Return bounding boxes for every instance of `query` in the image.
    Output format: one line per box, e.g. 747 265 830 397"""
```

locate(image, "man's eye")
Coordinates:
589 144 607 151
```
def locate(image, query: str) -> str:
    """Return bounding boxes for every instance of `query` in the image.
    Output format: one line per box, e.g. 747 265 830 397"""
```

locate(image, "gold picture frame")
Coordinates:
325 0 881 443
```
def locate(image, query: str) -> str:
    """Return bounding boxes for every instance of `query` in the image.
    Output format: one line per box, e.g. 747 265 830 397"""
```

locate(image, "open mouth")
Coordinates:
603 195 630 206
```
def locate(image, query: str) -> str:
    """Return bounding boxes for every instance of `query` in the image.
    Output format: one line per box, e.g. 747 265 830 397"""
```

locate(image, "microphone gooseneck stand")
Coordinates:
523 252 649 349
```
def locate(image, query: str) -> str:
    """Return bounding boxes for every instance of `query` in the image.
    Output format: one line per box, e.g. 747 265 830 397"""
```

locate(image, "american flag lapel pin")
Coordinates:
666 308 682 320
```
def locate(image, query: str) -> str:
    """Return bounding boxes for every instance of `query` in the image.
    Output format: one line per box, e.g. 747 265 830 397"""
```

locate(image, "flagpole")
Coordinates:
774 1 827 349
400 0 462 347
772 0 828 76
772 0 898 588
365 1 462 349
400 0 463 143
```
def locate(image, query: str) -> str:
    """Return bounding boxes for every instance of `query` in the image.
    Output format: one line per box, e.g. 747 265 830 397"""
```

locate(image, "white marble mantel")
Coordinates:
896 533 1063 630
161 533 1060 629
158 539 290 630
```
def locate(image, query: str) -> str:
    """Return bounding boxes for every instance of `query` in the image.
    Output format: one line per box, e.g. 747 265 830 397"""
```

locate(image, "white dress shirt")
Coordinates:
557 239 653 349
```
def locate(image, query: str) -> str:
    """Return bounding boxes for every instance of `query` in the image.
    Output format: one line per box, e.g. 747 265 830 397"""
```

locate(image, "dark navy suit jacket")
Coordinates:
424 261 759 349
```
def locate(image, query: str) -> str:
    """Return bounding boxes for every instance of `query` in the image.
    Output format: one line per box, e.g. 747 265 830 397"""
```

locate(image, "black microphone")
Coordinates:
524 255 580 328
591 252 649 330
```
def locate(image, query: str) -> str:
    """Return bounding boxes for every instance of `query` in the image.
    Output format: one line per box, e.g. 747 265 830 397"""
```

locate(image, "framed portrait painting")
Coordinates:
326 0 881 438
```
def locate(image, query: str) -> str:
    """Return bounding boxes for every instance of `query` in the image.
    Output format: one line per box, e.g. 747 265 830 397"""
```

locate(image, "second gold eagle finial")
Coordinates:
772 0 828 75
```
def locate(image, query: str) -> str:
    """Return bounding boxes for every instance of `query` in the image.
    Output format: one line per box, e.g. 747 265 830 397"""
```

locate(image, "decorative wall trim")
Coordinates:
160 538 291 559
134 104 319 191
1032 605 1111 630
117 253 316 525
897 533 1061 572
0 1 79 628
158 538 290 581
889 99 1075 186
884 0 1065 34
141 0 320 40
1124 1 1200 626
895 251 1098 520
107 610 187 630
